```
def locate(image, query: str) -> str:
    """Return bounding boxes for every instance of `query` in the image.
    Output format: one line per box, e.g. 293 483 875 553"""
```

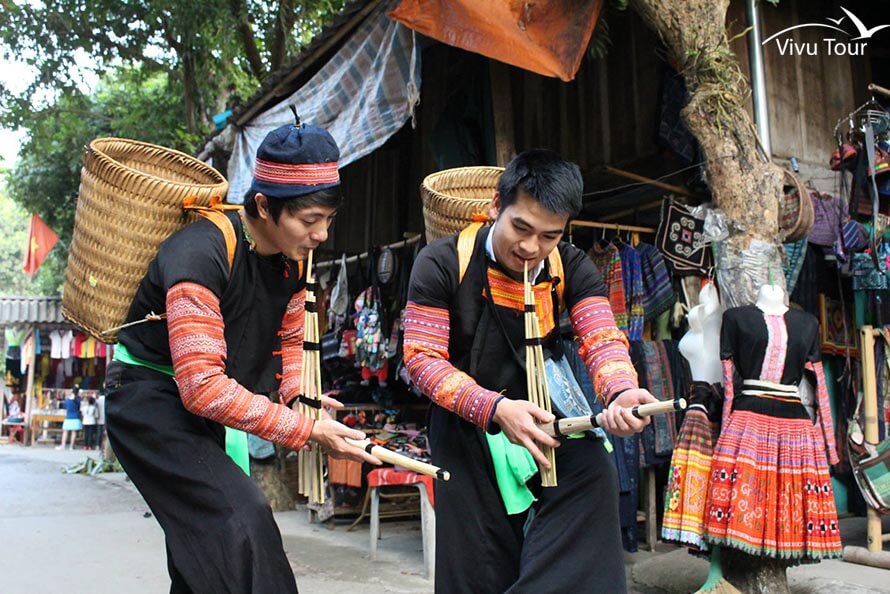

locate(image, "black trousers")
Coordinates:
105 363 298 594
430 406 626 594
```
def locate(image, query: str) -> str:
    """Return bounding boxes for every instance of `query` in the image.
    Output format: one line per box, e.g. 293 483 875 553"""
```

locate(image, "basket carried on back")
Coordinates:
420 166 503 242
62 138 229 343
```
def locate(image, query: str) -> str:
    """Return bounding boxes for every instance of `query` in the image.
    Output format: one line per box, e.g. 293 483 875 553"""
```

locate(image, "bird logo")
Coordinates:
762 6 889 45
839 7 890 40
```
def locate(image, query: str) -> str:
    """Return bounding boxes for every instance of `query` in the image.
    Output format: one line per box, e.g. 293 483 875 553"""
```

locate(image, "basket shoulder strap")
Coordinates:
457 222 484 285
548 247 565 310
182 195 240 272
193 208 237 273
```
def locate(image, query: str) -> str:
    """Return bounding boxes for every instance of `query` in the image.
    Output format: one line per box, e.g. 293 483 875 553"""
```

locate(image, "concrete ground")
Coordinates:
2 441 888 593
0 442 432 594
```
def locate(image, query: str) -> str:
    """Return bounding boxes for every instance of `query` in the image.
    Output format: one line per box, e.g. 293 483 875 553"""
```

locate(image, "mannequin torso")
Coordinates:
754 284 788 315
679 282 723 384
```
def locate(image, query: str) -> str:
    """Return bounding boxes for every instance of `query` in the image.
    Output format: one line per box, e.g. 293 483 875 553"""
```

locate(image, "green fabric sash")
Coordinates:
486 431 537 514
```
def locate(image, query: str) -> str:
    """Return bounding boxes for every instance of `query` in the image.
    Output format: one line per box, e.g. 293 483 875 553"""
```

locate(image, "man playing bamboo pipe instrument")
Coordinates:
403 149 658 593
105 112 381 594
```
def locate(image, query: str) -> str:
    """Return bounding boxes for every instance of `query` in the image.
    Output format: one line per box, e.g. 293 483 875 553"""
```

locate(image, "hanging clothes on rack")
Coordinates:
636 242 675 321
619 244 645 342
587 242 628 334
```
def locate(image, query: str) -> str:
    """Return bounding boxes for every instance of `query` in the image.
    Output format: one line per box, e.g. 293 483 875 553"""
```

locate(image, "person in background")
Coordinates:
95 389 106 450
81 396 98 451
5 392 24 422
56 385 82 450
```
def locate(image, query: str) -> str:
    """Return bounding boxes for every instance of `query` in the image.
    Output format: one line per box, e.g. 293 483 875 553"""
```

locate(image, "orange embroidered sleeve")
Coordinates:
277 290 305 407
570 296 638 405
402 301 502 430
166 282 313 450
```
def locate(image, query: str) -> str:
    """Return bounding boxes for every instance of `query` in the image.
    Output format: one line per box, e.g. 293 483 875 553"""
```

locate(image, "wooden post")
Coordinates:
22 326 36 446
860 326 883 553
489 61 515 167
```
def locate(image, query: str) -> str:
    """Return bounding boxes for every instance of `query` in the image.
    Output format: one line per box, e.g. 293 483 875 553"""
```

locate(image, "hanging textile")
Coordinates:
636 242 674 321
587 243 627 333
227 0 421 202
656 199 713 276
619 244 645 341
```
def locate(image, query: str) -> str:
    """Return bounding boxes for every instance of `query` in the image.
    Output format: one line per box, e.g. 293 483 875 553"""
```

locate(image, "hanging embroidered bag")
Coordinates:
655 199 713 274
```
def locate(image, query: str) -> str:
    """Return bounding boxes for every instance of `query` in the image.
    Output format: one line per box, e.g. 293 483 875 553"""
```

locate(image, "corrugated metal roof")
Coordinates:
0 296 66 325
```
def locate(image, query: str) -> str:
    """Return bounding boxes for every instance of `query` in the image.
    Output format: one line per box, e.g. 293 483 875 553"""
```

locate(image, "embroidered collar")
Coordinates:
484 220 546 281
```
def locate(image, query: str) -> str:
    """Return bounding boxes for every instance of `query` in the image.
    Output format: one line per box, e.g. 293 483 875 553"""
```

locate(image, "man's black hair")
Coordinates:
496 149 583 218
243 187 342 223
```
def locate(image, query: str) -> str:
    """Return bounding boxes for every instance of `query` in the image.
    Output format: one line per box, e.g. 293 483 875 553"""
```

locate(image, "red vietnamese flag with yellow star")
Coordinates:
22 213 59 278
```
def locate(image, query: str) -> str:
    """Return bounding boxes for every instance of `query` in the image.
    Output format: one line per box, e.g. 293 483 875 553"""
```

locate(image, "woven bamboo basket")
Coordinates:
778 169 814 242
62 138 228 343
420 166 503 242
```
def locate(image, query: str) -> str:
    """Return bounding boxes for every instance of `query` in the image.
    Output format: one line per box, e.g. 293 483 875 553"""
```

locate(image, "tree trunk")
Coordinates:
630 1 790 592
183 51 197 134
630 0 786 308
250 448 297 512
229 0 267 80
722 548 790 594
269 0 296 73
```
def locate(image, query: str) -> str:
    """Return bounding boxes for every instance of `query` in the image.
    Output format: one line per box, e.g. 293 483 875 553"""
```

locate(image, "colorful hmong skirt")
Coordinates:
661 382 722 550
702 394 842 562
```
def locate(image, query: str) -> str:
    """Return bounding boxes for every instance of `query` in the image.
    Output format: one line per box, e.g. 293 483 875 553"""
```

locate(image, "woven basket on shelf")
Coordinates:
420 166 503 242
62 137 229 343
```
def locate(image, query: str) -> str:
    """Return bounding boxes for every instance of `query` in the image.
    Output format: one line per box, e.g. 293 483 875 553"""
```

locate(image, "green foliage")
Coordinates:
0 0 348 294
0 0 348 132
2 66 210 293
0 183 64 296
588 0 630 60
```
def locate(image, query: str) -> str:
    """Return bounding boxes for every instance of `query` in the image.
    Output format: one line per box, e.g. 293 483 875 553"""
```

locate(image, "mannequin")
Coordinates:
754 283 788 315
665 281 737 593
678 283 723 385
703 290 841 563
662 283 724 555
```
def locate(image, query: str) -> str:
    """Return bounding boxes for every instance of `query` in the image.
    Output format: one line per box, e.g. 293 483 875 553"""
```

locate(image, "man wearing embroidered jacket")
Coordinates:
105 120 380 594
403 150 657 593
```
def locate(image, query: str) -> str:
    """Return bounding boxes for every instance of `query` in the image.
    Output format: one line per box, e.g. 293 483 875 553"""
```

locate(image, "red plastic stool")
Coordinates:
367 468 435 580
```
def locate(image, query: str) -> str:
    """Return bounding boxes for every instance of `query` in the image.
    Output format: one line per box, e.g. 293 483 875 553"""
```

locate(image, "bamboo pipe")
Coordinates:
524 262 557 485
303 248 451 484
541 398 687 438
345 438 450 481
867 83 890 99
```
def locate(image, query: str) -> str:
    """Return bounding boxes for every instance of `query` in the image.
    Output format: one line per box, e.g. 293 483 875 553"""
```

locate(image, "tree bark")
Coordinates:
182 51 197 134
630 1 790 592
229 0 267 80
722 548 790 594
250 449 297 512
269 0 296 73
630 0 786 308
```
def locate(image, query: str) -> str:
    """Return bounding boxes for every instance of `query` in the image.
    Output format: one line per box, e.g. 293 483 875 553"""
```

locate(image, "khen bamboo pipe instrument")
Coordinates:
297 249 326 505
540 398 687 438
298 250 450 487
524 261 557 487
